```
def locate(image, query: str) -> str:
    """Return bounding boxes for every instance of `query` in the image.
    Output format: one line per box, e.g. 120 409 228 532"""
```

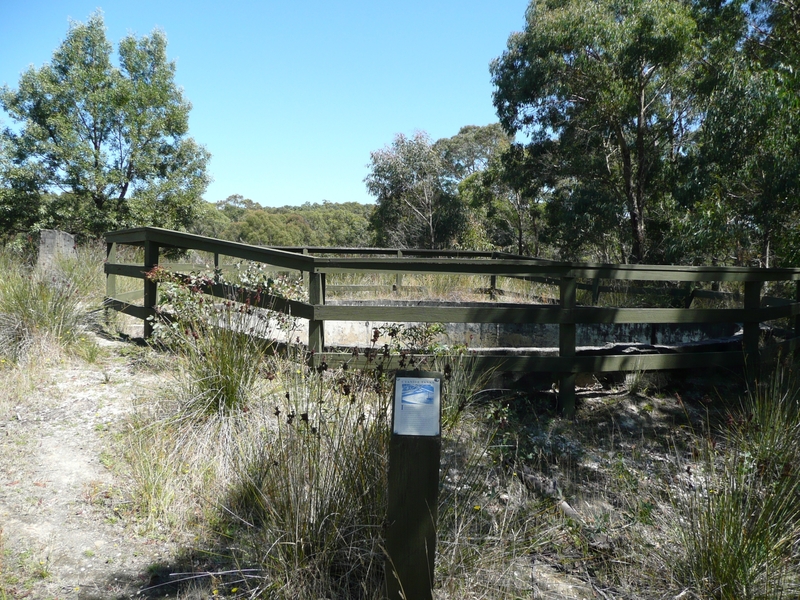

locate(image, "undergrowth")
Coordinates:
5 246 800 598
0 243 102 364
673 371 800 599
114 263 800 599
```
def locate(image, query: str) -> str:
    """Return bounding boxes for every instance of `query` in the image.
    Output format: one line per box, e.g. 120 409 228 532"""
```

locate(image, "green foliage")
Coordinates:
187 200 232 239
491 0 704 263
433 123 511 181
225 209 314 246
0 12 209 239
366 131 467 249
225 362 391 597
684 56 800 267
484 0 800 266
194 198 373 247
178 309 270 417
461 143 551 256
674 370 800 598
146 264 304 416
365 125 515 251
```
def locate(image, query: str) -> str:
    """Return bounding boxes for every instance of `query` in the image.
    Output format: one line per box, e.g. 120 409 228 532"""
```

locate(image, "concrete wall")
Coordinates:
318 300 739 349
37 230 77 272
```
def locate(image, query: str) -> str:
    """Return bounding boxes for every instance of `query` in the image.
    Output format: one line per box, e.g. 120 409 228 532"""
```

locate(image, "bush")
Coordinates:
224 360 391 598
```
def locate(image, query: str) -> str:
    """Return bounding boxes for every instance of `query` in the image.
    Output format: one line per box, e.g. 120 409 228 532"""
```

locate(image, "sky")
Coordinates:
0 1 529 208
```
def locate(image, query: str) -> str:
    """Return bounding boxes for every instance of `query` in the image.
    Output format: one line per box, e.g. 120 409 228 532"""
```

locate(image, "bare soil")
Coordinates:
0 333 179 599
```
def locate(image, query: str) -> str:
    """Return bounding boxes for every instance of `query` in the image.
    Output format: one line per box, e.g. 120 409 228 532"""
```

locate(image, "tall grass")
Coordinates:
177 310 271 417
224 359 391 598
122 273 517 597
673 369 800 599
0 246 89 363
122 352 393 597
111 257 800 598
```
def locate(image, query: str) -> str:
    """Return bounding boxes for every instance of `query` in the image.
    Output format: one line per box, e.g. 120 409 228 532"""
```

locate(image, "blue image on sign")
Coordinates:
401 382 435 406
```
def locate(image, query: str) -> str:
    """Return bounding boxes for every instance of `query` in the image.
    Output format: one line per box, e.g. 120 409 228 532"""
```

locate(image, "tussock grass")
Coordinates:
176 314 271 417
0 244 101 364
121 353 393 597
672 370 800 599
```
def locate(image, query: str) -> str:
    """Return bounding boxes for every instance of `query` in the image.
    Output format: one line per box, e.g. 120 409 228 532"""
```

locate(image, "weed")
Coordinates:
74 335 103 363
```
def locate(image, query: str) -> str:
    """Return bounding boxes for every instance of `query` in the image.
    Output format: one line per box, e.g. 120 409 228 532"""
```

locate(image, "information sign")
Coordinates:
392 374 441 436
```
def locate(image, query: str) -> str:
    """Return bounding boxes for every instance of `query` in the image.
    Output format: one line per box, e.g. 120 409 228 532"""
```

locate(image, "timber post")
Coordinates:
308 270 325 363
591 277 601 305
384 370 441 600
395 250 403 293
743 280 761 385
143 239 160 339
302 247 310 288
559 276 577 417
795 281 800 341
105 242 117 328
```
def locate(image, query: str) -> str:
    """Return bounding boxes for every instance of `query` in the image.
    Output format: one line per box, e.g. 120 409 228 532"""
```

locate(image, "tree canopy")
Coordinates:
482 0 800 267
0 12 209 239
491 0 704 263
365 131 465 249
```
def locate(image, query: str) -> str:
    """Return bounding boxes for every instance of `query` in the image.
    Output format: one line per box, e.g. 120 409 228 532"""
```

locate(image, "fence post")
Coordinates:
795 281 800 341
105 242 117 327
743 280 761 384
302 248 310 289
591 278 601 305
308 271 325 361
395 250 403 293
143 239 160 339
385 370 441 600
559 276 577 417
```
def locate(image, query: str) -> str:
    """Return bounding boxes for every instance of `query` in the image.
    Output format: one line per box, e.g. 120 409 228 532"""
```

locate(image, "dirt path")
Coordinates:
0 335 176 599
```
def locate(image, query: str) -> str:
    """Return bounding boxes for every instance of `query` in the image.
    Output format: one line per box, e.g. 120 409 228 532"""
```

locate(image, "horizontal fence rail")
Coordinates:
104 227 800 416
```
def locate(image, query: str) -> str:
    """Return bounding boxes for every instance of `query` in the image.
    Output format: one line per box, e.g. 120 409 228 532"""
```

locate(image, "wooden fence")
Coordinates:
105 227 800 415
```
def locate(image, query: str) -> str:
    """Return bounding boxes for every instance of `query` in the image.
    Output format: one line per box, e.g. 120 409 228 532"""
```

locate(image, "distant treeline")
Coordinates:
190 195 374 248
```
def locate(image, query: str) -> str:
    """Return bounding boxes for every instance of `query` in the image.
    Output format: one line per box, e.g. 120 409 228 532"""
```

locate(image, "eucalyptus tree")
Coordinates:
0 12 209 238
434 123 512 181
365 131 466 249
491 0 704 263
675 0 800 267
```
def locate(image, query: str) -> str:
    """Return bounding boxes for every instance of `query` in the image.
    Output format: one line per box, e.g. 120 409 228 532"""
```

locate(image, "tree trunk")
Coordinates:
615 122 645 263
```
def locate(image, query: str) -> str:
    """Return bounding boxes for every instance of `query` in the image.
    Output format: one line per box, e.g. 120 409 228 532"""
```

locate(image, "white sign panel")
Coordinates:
393 376 441 436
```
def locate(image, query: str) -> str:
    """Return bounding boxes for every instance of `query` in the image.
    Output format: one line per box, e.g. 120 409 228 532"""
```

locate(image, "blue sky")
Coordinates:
0 1 528 207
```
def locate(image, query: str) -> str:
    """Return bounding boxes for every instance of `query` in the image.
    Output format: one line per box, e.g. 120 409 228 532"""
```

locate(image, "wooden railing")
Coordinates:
105 227 800 415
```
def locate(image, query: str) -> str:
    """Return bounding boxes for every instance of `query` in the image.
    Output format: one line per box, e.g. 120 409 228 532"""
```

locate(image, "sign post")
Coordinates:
384 370 442 600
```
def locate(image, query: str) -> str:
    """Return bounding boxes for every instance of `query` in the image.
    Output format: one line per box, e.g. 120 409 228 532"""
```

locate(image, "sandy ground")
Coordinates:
0 329 669 600
0 334 178 599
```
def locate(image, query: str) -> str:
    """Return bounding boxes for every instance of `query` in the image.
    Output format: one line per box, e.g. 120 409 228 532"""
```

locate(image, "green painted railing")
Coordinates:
105 227 800 416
